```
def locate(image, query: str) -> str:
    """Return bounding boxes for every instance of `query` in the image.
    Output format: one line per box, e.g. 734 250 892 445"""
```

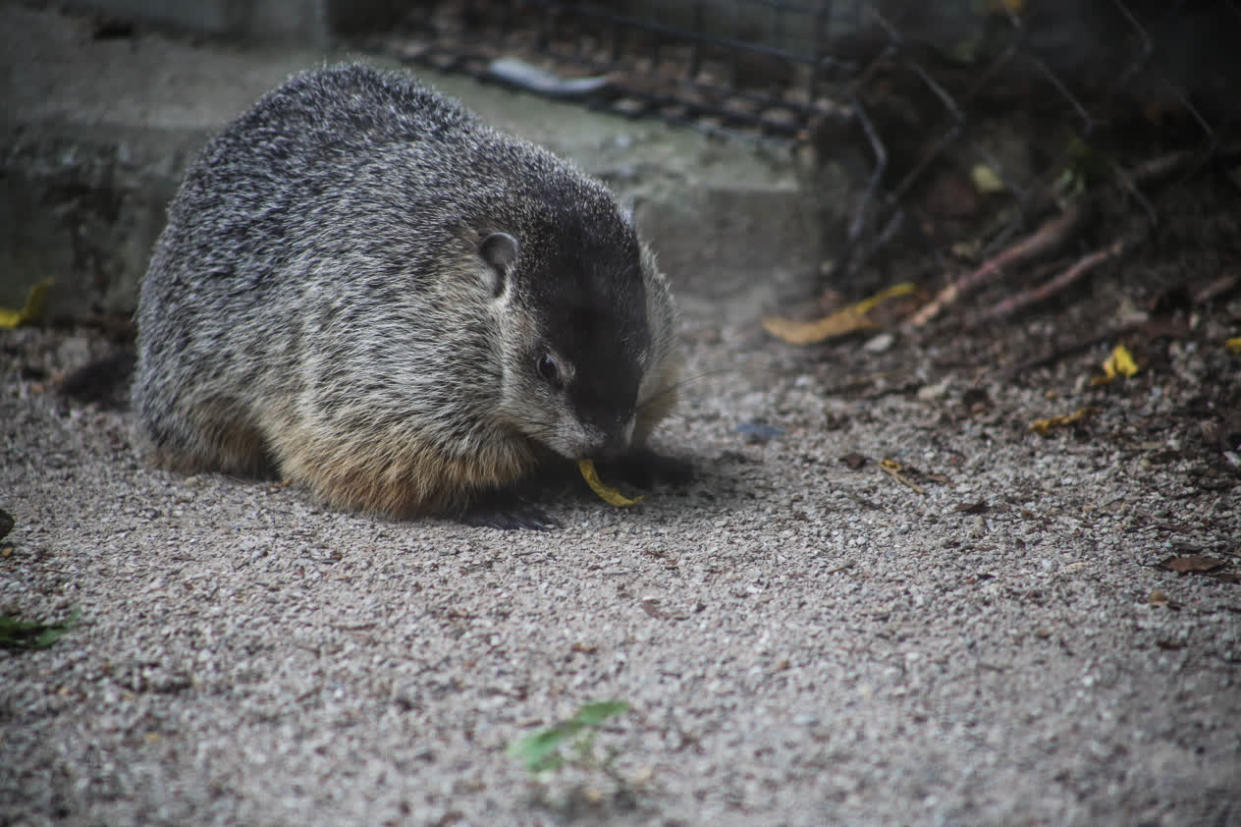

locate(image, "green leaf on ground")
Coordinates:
0 609 79 650
507 700 631 774
573 700 631 726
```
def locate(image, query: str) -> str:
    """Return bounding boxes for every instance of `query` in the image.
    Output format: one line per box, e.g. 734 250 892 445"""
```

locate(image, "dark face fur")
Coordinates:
530 234 650 457
487 212 652 461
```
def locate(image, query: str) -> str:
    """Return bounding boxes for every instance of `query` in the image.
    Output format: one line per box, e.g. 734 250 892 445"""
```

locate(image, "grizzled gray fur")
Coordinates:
132 64 680 520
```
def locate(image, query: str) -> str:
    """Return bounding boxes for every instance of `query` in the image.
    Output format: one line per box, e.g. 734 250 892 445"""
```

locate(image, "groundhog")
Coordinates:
132 64 681 527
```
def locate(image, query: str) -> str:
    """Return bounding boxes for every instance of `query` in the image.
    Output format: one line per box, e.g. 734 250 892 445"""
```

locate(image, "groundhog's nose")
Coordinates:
583 414 634 460
596 431 630 460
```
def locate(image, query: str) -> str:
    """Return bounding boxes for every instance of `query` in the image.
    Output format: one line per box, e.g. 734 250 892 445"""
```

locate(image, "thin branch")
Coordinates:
908 201 1087 328
977 235 1136 323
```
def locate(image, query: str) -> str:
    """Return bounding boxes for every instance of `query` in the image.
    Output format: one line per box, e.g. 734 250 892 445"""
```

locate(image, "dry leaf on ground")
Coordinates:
763 284 916 345
1158 555 1226 574
578 459 643 507
1030 407 1096 435
840 453 868 470
0 279 54 329
1090 344 1139 385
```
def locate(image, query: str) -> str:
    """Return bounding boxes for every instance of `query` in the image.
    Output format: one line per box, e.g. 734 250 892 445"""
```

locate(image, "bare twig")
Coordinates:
978 235 1136 323
1130 149 1198 185
1193 273 1240 304
1110 149 1201 227
908 201 1087 328
847 92 888 246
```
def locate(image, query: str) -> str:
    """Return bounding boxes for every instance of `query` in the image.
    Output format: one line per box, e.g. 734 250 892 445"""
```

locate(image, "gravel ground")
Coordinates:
2 305 1240 826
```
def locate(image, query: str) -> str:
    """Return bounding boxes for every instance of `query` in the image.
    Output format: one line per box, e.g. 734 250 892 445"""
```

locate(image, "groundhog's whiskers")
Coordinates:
638 367 729 413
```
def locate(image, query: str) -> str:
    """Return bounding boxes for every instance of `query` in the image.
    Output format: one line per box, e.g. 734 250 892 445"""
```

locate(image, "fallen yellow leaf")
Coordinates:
1030 407 1096 436
1226 337 1241 354
762 307 875 344
1111 345 1138 377
852 283 918 315
763 283 917 345
578 459 643 508
1090 344 1138 385
0 279 54 329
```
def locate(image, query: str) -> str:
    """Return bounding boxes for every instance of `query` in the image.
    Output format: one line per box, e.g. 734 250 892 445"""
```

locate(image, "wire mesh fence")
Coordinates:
371 0 1241 305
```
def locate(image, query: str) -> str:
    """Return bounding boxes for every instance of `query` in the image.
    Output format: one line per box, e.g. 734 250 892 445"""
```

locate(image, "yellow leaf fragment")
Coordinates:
1091 344 1139 385
1030 407 1095 436
1111 345 1139 377
970 164 1006 195
878 458 925 495
0 279 54 329
852 283 918 315
762 283 917 346
578 459 643 508
1226 337 1241 354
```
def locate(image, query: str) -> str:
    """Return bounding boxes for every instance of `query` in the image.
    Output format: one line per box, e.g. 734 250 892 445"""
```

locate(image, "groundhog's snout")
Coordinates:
579 413 635 461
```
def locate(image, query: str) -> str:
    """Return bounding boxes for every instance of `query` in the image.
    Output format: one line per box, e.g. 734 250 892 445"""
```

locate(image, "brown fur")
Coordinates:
274 427 536 517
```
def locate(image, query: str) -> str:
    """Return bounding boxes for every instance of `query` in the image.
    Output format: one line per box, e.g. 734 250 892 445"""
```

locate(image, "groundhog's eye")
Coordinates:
536 353 562 386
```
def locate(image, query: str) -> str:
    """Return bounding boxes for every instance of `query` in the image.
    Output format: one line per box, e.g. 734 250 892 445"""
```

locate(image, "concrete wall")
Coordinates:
1 4 828 323
55 0 406 44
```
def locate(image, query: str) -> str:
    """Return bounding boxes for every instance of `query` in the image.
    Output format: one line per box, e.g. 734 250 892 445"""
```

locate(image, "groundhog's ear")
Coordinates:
479 232 519 298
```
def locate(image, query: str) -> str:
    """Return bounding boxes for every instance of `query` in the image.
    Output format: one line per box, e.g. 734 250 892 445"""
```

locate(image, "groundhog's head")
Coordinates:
477 207 676 462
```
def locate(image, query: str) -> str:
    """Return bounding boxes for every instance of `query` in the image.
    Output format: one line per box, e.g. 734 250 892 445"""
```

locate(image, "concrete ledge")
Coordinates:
56 0 405 44
2 4 824 322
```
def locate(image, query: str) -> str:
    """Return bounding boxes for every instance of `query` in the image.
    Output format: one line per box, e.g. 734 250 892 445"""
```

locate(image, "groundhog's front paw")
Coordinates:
460 492 561 531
